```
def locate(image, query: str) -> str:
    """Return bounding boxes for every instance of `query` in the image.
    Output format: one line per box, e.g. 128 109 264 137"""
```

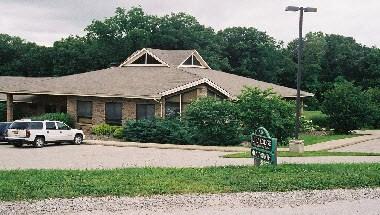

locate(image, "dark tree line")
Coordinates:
1 7 379 108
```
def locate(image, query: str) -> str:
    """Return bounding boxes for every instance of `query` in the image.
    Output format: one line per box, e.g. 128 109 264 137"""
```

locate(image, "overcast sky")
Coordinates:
1 0 379 47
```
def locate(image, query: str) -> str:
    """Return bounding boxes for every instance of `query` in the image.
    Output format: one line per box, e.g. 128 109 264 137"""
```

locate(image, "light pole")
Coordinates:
286 6 317 140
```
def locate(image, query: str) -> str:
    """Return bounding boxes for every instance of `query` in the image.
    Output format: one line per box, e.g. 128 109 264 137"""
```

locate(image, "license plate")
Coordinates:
12 131 18 134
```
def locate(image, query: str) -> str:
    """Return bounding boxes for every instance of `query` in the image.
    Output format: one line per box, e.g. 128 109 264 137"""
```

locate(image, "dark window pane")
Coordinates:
131 54 146 64
183 56 192 65
29 122 43 130
45 105 56 113
106 102 122 125
146 54 161 64
136 104 155 120
77 101 92 118
165 102 180 117
9 122 29 129
193 57 202 66
46 122 56 130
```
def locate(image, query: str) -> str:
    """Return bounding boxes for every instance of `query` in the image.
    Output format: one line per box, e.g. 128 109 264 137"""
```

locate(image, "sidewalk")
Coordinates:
305 130 380 151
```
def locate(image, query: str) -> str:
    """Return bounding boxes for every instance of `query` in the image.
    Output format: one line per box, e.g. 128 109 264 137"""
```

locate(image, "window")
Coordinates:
9 122 29 130
131 53 162 65
46 122 56 130
136 104 155 120
106 102 122 125
77 101 92 123
45 104 56 113
165 102 180 117
57 122 70 130
182 55 203 67
29 122 43 130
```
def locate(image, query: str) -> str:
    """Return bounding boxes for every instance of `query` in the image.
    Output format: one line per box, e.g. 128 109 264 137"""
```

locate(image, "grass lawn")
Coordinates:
1 164 380 201
303 111 327 120
223 151 380 158
299 134 361 146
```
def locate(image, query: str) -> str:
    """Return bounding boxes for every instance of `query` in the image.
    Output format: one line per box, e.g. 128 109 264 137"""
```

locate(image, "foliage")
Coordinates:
223 151 380 158
367 87 380 128
184 97 241 146
113 127 125 139
31 113 74 127
1 164 380 201
236 87 295 145
92 123 121 137
322 81 373 133
123 118 190 144
303 111 329 129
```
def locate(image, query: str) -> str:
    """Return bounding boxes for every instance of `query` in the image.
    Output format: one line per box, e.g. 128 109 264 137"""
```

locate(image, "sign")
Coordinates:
251 127 277 166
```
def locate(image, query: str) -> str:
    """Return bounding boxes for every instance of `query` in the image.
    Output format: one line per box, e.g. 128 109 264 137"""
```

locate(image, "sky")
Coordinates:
0 0 379 47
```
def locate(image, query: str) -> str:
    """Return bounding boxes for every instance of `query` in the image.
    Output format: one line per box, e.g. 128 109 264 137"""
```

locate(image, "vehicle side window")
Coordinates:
46 122 57 130
57 122 70 130
29 122 43 130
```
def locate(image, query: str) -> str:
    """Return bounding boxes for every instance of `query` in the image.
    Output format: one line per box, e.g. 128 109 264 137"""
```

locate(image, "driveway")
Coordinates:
1 144 380 169
330 139 380 153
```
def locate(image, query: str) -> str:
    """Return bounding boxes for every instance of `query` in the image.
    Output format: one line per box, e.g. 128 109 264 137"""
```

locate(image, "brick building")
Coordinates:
0 48 313 132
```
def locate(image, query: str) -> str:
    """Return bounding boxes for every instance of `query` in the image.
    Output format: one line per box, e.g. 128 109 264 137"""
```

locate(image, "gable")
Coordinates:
119 48 169 67
178 51 210 69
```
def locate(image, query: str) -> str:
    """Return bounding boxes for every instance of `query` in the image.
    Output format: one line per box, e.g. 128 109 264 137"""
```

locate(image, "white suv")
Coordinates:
6 120 85 148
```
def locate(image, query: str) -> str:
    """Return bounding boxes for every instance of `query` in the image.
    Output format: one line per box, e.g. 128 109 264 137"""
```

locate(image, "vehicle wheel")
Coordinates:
73 134 83 145
34 137 45 148
13 142 23 148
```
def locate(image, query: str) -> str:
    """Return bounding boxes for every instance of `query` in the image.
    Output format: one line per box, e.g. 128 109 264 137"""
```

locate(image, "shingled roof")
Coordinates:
0 48 313 100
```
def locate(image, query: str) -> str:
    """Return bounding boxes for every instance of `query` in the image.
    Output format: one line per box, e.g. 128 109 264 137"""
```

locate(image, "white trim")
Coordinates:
119 48 170 67
160 78 231 98
177 51 211 69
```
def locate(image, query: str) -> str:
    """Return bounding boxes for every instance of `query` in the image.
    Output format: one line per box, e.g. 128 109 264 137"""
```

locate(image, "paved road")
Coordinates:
1 144 380 169
1 188 379 215
331 138 380 153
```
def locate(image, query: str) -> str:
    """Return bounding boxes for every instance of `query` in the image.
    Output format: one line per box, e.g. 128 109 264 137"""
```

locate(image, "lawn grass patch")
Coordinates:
1 164 380 201
299 134 360 146
223 151 380 158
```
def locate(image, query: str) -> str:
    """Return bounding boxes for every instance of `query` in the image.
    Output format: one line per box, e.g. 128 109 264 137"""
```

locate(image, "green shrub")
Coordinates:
184 97 241 146
124 118 190 144
113 127 124 139
310 114 329 128
92 123 121 136
236 87 295 145
31 113 74 127
322 81 373 133
367 87 380 128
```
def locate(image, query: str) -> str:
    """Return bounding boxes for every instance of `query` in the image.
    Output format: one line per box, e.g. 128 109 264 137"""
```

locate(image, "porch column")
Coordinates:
6 93 13 122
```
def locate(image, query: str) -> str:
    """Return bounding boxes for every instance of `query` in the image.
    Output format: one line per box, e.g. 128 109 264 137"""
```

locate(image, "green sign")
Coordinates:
251 127 277 165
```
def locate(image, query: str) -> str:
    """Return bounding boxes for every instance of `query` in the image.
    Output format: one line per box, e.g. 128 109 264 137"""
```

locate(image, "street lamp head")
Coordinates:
304 7 317 12
285 6 300 11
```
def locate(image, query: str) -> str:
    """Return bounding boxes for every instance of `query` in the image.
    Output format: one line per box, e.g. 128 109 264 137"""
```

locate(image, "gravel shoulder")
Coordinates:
1 188 379 215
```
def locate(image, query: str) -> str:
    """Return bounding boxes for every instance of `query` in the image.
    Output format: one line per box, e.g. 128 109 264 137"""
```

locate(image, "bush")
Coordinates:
236 87 295 145
31 112 74 127
322 81 373 133
92 123 121 136
367 87 380 128
124 118 190 144
184 97 241 146
113 127 124 139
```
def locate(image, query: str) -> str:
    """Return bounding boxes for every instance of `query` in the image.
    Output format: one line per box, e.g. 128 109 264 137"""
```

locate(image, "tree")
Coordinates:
236 87 295 145
184 97 241 146
322 81 373 133
218 27 284 83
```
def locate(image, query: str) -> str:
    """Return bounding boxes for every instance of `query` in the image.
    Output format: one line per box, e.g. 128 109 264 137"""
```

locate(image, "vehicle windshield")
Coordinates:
9 122 30 130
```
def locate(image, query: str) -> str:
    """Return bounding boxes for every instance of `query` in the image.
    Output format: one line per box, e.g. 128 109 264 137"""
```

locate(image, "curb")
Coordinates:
305 135 380 152
84 140 249 153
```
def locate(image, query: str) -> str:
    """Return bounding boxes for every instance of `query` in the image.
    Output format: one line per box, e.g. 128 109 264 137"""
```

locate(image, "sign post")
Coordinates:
251 127 277 166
